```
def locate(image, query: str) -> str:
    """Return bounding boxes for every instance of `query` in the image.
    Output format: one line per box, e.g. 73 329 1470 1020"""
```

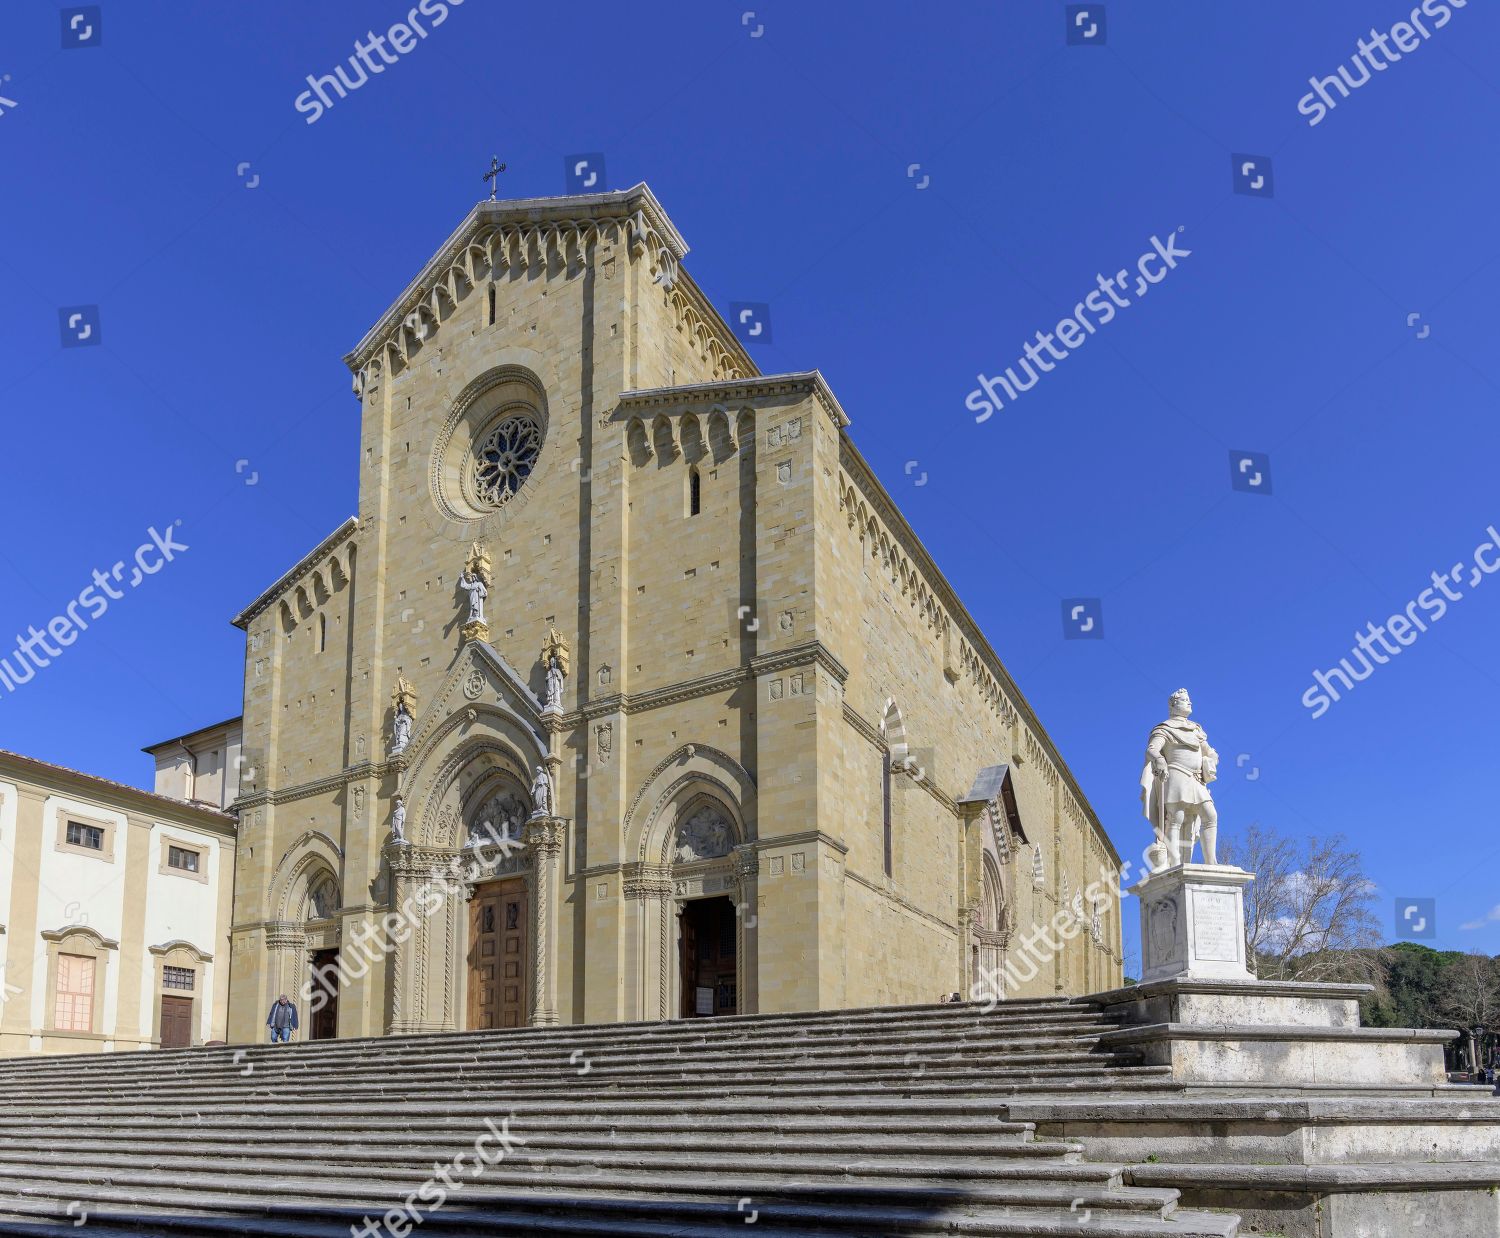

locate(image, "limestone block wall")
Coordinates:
820 440 1123 1002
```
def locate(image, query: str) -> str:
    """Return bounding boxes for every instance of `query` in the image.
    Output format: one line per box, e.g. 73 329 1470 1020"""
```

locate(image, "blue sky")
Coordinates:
1 1 1496 972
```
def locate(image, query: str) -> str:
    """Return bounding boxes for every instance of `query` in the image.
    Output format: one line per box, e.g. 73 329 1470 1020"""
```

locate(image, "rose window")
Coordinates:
470 415 541 508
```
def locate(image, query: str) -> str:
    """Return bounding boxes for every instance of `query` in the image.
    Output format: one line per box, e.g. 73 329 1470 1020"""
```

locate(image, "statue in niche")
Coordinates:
544 653 565 710
529 765 552 819
675 805 733 864
391 795 408 845
390 676 418 757
459 542 493 633
459 569 488 626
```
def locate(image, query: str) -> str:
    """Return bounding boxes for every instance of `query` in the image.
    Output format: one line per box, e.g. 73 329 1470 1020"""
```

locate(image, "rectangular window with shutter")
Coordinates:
54 953 95 1032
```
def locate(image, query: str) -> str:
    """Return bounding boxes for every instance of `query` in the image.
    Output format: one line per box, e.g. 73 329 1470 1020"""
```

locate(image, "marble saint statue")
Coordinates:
530 765 551 819
544 654 565 710
458 570 488 626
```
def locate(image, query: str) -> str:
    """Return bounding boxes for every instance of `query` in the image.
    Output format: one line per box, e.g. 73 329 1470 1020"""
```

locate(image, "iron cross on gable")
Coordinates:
483 156 507 201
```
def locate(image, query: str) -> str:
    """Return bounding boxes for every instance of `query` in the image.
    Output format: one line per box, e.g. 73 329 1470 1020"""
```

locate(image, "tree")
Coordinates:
1220 824 1380 982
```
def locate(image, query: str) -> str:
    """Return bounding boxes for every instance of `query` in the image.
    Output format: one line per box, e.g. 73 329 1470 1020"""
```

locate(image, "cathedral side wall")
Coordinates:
817 448 1123 1002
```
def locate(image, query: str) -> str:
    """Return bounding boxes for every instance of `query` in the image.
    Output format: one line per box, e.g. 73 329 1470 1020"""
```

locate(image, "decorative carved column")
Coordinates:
732 845 760 1015
524 816 566 1026
623 862 674 1020
265 921 309 1012
385 843 459 1034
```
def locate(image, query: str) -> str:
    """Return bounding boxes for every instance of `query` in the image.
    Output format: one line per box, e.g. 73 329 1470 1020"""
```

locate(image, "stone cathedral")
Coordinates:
224 184 1122 1042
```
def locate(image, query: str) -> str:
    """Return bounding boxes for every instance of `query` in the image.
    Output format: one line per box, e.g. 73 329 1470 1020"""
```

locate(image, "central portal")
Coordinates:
468 878 529 1029
679 896 738 1018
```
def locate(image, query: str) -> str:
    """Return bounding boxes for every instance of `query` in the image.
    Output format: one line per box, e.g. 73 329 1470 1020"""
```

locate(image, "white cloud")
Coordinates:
1459 905 1500 932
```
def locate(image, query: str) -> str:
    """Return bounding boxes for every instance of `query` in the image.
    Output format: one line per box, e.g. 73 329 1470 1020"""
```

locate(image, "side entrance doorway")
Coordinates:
680 896 738 1018
308 948 340 1040
468 878 529 1029
159 995 192 1048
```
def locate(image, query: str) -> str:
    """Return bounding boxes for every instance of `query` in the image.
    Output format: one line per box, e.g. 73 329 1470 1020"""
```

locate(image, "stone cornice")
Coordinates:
617 371 850 430
576 641 848 722
231 517 359 631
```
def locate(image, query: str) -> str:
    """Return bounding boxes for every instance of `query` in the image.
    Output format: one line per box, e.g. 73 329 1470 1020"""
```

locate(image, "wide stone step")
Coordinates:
0 1193 1243 1238
0 1170 1243 1236
0 1071 1179 1121
5 1149 1170 1202
0 1064 1163 1112
0 1112 1041 1144
1 1127 1089 1173
0 1000 1100 1073
0 1070 1182 1124
0 1011 1123 1072
0 1026 1131 1093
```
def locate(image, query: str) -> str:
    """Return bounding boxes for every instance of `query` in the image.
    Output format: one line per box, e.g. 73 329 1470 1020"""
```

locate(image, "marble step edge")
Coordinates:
0 1163 1189 1216
0 1194 1243 1238
0 1114 1042 1140
1095 1023 1457 1047
1124 1159 1500 1193
0 1133 1083 1165
1004 1095 1500 1123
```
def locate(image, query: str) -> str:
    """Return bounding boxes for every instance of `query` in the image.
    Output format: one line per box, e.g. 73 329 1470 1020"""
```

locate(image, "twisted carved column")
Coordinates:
523 816 566 1026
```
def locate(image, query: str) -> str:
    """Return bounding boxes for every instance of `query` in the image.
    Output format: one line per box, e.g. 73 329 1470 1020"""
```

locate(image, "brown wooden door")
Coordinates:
468 879 528 1029
681 897 738 1018
159 995 192 1049
309 948 339 1040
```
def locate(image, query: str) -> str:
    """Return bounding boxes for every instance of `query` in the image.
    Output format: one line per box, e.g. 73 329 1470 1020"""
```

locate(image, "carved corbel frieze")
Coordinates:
622 862 674 901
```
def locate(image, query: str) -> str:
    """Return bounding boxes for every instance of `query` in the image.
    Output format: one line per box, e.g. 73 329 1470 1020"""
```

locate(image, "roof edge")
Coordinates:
0 749 237 827
342 183 687 374
231 517 359 631
618 370 849 427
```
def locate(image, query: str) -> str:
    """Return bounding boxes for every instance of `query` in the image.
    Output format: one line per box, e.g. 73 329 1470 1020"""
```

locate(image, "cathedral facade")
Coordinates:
224 185 1121 1041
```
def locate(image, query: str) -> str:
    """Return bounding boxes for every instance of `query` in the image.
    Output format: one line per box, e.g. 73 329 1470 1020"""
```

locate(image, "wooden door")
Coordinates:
309 948 339 1040
681 898 738 1018
468 879 528 1029
159 995 192 1049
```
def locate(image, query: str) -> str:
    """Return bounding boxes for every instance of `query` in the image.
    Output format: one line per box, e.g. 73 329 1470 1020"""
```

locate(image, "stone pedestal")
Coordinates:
1134 863 1254 983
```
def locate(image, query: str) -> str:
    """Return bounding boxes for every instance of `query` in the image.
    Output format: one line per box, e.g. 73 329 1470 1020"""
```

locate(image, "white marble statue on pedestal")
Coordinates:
1140 688 1220 869
391 795 408 845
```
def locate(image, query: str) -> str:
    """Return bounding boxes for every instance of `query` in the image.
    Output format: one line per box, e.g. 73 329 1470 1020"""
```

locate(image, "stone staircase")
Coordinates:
0 998 1241 1237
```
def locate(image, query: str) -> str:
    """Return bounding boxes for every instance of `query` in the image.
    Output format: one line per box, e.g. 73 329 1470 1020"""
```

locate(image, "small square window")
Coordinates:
163 966 195 991
167 846 200 874
66 822 104 851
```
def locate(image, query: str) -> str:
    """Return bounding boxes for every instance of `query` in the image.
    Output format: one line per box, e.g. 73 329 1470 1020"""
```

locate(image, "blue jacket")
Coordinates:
266 1000 299 1030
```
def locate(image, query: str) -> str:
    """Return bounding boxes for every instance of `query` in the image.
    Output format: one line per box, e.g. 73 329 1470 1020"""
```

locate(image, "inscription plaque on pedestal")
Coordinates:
1133 863 1254 983
1193 890 1240 963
